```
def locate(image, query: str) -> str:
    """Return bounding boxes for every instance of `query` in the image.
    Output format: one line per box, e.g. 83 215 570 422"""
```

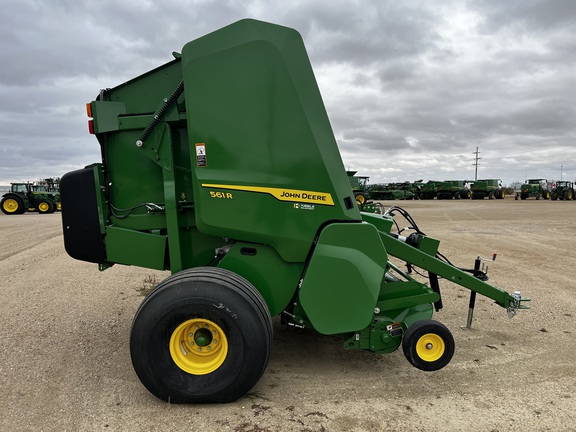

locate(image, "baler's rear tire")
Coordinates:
130 267 273 403
402 320 454 371
1 196 24 215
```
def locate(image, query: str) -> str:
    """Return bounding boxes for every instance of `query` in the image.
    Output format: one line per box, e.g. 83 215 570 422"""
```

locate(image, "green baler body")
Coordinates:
61 19 525 345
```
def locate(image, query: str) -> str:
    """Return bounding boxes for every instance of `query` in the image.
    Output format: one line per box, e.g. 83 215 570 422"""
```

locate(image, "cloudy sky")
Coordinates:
1 0 575 187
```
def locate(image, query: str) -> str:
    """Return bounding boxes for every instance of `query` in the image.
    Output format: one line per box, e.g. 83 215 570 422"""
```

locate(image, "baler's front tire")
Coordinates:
130 267 273 403
402 320 454 371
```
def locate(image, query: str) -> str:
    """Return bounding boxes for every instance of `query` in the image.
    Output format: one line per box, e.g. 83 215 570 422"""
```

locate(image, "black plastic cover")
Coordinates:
60 166 106 263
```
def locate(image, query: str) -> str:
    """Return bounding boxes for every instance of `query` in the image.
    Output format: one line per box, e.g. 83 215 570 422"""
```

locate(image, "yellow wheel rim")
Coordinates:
38 202 49 212
3 199 19 213
169 318 228 375
415 333 445 362
57 202 62 211
356 194 366 205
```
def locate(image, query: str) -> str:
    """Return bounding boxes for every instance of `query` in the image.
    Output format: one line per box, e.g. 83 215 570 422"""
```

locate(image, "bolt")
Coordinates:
374 307 381 314
426 343 433 350
198 348 202 352
136 140 143 147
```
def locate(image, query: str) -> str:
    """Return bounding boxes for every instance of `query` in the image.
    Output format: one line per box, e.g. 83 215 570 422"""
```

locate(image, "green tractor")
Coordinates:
1 182 58 215
33 178 62 210
347 171 382 213
550 181 574 201
369 182 414 200
471 179 506 200
419 181 449 199
347 170 370 206
514 179 550 200
436 180 472 200
60 19 529 404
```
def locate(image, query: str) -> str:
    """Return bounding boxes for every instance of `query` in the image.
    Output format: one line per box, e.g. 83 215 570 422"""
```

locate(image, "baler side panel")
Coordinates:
181 19 360 263
299 222 387 335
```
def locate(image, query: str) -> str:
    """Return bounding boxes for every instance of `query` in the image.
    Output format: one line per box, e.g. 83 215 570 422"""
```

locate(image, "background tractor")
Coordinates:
437 180 472 199
369 182 414 200
418 181 443 199
1 182 58 215
514 179 550 200
551 181 574 201
60 19 529 404
347 171 382 213
33 178 62 210
347 170 370 206
471 179 505 200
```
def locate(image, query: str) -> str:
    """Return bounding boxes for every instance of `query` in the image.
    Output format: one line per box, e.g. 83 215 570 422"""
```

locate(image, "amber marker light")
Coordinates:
86 102 94 134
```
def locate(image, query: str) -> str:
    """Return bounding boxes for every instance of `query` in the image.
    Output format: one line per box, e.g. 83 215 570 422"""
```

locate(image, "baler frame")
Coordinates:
61 19 530 404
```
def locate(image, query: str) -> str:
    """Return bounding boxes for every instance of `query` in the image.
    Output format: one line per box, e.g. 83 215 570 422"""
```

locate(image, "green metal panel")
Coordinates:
180 19 360 263
218 242 304 316
299 222 387 335
105 226 167 270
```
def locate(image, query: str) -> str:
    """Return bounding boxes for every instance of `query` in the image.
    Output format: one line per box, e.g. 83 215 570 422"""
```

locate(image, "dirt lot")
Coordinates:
1 197 575 431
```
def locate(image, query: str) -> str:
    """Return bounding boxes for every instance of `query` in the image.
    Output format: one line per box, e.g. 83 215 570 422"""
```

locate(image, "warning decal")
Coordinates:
195 143 207 167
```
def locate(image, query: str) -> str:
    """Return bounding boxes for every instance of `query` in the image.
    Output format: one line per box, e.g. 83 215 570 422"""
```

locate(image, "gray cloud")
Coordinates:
1 0 575 185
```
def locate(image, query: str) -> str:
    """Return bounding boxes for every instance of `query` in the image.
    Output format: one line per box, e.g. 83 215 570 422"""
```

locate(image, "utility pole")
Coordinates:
472 147 481 181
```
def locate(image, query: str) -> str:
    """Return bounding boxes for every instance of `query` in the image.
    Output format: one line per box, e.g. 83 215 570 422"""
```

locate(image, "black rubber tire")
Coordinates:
130 267 273 403
402 320 455 371
1 196 25 215
36 200 54 214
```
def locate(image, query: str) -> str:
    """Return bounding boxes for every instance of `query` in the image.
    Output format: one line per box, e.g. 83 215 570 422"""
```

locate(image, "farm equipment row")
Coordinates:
1 178 61 215
61 20 529 404
349 173 575 202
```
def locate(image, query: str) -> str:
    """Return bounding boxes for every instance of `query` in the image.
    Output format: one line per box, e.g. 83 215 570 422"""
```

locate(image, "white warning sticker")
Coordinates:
196 143 207 167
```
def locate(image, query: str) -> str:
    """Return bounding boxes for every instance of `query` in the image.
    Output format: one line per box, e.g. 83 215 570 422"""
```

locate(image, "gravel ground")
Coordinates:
1 197 574 431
